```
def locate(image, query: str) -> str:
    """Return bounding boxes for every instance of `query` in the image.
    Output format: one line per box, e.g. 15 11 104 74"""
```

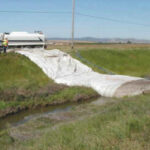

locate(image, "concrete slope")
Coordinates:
17 49 150 97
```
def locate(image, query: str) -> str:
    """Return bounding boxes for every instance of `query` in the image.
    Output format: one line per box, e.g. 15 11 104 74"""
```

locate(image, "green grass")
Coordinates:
0 53 52 90
0 52 98 117
2 94 150 150
38 95 150 150
0 86 97 111
75 49 150 77
0 45 150 150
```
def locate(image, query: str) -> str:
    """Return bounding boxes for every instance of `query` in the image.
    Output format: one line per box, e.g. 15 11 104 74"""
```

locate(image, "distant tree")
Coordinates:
127 40 132 44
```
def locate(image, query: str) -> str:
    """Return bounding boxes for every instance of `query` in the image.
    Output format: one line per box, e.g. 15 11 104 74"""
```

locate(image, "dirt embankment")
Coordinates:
0 94 99 119
0 84 99 118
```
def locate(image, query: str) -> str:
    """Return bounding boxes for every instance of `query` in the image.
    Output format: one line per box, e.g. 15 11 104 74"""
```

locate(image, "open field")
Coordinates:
47 43 150 52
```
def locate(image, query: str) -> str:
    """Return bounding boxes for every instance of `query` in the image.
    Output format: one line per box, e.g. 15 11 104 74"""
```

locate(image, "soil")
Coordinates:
114 79 150 97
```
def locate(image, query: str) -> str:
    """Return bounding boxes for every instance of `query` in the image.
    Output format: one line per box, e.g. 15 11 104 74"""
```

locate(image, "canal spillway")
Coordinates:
17 49 150 97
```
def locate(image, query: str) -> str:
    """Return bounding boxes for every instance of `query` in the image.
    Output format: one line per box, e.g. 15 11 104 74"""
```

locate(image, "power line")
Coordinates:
0 10 150 27
0 10 71 14
76 12 150 27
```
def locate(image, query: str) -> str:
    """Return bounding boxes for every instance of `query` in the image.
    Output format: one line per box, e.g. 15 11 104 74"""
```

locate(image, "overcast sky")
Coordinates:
0 0 150 39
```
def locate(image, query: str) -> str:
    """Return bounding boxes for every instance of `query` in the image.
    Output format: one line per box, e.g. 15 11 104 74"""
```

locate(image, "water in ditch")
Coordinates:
0 97 115 131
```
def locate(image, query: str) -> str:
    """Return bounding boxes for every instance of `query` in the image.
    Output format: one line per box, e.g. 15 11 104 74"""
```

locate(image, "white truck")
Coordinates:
0 31 46 48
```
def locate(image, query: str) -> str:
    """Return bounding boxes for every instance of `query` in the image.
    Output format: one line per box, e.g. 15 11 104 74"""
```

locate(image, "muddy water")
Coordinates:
0 104 74 130
0 98 101 130
0 97 115 131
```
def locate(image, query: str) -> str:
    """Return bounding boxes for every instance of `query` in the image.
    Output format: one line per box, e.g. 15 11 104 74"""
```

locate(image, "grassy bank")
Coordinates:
1 94 150 150
0 53 99 118
0 53 51 90
76 49 150 77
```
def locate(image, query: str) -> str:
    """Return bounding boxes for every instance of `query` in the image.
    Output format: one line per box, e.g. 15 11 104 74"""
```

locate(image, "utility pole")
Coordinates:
71 0 75 50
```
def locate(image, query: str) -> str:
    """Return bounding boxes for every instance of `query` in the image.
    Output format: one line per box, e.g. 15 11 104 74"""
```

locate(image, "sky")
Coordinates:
0 0 150 39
